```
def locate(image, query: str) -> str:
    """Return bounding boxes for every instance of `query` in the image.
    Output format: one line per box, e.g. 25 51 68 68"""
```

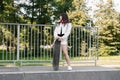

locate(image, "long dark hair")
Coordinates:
60 13 70 24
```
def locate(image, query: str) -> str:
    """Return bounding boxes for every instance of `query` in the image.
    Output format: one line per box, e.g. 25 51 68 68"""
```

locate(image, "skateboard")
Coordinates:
52 39 61 71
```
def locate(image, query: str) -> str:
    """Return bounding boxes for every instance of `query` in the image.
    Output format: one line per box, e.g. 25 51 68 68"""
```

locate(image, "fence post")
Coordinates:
17 24 20 61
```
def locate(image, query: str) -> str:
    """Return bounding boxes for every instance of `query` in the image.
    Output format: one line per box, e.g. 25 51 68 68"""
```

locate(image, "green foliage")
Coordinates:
95 0 120 56
98 43 118 56
0 0 24 23
18 0 54 24
0 0 87 25
68 0 88 26
68 10 87 26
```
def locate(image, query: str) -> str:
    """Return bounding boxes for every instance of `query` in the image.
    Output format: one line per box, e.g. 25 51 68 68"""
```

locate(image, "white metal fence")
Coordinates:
0 23 98 66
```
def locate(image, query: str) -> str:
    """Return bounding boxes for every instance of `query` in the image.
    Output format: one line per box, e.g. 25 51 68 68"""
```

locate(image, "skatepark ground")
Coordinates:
0 64 120 80
0 56 120 80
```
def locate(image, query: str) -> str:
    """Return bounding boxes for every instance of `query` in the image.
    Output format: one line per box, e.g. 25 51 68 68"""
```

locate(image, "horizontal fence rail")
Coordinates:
0 23 98 66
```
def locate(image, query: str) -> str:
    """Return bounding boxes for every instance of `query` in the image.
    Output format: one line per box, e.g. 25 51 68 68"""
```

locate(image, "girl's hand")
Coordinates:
58 37 63 41
56 37 60 40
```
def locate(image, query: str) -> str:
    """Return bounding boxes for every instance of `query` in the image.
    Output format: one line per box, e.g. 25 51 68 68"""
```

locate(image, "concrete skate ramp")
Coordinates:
0 66 120 80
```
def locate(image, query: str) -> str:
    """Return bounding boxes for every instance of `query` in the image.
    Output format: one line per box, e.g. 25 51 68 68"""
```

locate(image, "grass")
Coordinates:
97 55 120 66
99 55 120 60
0 55 120 67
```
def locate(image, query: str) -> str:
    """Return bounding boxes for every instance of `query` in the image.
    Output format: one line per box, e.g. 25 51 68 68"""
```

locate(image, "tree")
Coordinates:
68 0 88 26
19 0 54 24
0 0 23 23
95 0 120 55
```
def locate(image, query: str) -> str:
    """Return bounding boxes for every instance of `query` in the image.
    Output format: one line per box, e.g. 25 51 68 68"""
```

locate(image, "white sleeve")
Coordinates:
54 25 59 39
62 23 72 39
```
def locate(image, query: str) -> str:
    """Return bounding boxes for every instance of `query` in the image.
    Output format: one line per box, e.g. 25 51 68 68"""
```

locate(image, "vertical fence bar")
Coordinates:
23 25 25 60
30 25 32 60
5 24 8 60
17 24 20 61
13 25 15 60
95 27 99 66
75 28 77 58
28 25 30 60
33 25 35 59
78 27 80 59
2 24 5 60
40 26 42 60
9 25 11 60
36 25 38 59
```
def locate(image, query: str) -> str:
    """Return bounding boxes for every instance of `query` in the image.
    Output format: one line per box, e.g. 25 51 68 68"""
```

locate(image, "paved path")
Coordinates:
0 66 119 73
0 66 120 80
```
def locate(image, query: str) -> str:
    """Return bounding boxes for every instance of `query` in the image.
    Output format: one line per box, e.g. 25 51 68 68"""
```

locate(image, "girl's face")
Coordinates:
59 16 62 20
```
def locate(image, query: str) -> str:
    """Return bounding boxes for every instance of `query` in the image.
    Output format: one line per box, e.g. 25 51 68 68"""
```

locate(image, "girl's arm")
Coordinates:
54 25 59 39
62 23 72 39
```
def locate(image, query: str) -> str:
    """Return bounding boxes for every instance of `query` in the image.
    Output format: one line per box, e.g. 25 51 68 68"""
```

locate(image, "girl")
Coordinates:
54 13 72 70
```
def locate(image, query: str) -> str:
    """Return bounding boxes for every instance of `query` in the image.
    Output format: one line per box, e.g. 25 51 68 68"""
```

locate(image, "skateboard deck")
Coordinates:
53 40 61 71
